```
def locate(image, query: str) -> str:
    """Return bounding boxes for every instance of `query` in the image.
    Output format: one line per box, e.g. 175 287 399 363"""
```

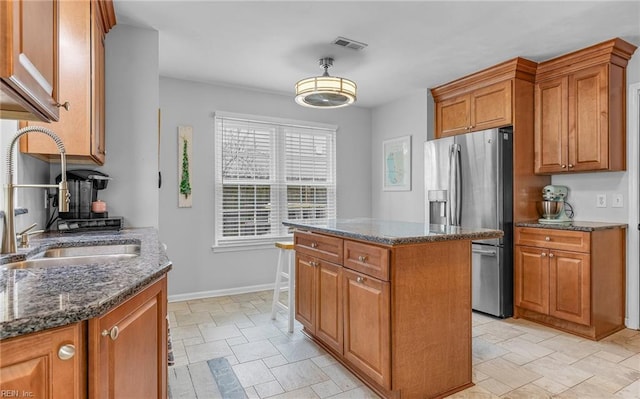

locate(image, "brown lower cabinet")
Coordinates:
514 226 625 340
0 274 167 398
0 323 86 398
294 230 473 399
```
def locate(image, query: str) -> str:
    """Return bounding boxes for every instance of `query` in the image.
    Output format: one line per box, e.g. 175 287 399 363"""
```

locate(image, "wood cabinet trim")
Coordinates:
536 38 637 82
431 57 536 101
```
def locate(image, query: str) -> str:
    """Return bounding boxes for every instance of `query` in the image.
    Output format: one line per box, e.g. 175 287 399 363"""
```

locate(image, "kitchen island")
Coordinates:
0 228 172 398
283 218 502 399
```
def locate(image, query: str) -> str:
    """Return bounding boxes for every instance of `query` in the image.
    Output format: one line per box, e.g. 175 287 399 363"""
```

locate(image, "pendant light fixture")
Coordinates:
295 57 357 108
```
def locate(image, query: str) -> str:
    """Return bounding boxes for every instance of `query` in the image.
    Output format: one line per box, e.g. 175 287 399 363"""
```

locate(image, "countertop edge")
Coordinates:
0 264 172 341
283 221 503 245
515 221 628 232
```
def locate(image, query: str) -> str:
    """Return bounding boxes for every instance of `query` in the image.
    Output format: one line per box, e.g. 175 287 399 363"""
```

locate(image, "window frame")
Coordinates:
212 111 337 252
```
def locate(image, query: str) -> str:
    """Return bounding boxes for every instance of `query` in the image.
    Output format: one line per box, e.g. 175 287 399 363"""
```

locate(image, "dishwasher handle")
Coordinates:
472 248 497 256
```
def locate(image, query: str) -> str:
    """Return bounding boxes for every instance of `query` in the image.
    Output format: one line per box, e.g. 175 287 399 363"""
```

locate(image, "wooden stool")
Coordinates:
271 241 295 333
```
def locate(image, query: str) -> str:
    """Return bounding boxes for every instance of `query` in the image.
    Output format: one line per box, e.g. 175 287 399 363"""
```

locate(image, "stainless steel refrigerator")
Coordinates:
424 127 513 318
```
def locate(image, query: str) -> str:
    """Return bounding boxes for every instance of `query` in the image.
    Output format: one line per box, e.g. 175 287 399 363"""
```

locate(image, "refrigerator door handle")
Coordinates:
448 144 462 226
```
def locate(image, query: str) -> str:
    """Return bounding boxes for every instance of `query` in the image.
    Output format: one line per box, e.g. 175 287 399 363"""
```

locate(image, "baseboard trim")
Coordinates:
168 283 290 303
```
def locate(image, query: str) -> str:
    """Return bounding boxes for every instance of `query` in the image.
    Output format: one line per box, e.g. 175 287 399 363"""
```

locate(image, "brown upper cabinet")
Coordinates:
19 0 116 165
431 58 536 138
0 0 60 121
534 38 637 174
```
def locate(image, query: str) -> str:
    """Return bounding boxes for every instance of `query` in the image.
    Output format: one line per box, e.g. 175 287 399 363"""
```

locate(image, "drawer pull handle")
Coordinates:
310 242 318 248
541 252 547 257
58 344 75 360
356 276 365 283
545 236 551 241
102 326 120 340
358 255 368 263
549 253 554 258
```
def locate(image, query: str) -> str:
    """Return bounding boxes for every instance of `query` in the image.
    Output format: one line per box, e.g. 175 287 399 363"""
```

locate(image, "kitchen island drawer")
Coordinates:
294 231 343 264
344 240 389 281
515 227 590 253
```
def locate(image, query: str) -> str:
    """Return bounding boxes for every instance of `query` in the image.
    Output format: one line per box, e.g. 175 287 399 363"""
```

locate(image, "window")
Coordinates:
214 112 336 248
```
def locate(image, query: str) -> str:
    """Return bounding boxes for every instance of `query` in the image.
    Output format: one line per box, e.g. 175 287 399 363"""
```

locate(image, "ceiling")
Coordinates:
113 1 640 109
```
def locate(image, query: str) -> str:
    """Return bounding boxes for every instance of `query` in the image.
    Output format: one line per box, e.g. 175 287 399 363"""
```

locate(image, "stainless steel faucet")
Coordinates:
2 126 70 254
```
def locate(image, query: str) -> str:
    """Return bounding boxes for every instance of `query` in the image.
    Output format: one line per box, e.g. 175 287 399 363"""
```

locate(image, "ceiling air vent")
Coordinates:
332 37 368 51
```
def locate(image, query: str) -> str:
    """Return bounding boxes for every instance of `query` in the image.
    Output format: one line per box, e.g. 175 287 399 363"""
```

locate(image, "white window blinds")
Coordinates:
214 113 336 247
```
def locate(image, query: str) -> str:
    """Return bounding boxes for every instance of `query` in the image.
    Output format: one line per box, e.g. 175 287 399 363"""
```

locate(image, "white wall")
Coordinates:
371 91 429 222
159 77 372 298
95 24 160 228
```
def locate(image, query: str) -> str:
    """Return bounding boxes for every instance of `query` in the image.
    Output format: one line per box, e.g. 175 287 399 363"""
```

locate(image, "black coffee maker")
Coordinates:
55 169 111 219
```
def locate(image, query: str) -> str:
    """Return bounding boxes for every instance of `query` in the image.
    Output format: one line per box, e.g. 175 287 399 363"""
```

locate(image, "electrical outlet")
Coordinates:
612 193 624 208
596 193 607 208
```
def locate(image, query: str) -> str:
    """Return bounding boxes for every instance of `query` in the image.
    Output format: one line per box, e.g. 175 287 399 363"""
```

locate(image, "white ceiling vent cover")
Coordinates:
332 37 368 51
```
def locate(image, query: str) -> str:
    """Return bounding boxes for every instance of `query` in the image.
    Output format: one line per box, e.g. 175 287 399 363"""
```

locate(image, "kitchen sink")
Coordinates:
0 244 140 271
40 244 140 258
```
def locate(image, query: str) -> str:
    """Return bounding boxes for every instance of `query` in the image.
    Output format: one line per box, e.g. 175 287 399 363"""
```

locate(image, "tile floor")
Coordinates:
168 290 640 398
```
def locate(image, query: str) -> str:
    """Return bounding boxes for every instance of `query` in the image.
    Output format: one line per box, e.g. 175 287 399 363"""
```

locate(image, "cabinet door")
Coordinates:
0 0 59 121
436 95 470 138
19 0 110 165
568 64 609 172
89 276 167 399
549 250 591 325
514 245 549 314
316 260 343 354
535 77 568 174
295 253 316 332
471 80 512 131
0 323 85 399
343 269 390 389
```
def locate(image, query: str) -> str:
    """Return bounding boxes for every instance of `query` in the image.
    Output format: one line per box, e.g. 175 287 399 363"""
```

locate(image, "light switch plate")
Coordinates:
612 194 624 208
596 194 607 208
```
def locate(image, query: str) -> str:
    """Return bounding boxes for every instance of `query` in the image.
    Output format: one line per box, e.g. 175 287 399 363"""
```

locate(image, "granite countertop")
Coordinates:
283 218 503 245
0 228 172 340
515 221 628 232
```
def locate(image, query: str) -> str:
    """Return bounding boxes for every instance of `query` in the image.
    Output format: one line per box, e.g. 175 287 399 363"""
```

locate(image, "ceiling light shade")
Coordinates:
295 58 356 108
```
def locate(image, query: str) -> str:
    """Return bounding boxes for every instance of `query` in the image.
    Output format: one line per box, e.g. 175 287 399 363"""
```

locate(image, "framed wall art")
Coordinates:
178 126 193 207
382 135 411 191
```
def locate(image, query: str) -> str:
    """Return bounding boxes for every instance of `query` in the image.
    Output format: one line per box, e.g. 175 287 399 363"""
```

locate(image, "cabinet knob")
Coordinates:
56 101 70 111
549 253 555 258
561 164 567 168
357 255 368 263
545 236 550 241
310 242 317 248
58 344 76 360
309 261 318 267
541 252 547 257
356 276 365 283
568 164 574 168
101 326 120 340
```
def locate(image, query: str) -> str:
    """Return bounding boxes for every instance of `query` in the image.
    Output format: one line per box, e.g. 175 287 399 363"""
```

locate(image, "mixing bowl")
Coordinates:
537 200 563 219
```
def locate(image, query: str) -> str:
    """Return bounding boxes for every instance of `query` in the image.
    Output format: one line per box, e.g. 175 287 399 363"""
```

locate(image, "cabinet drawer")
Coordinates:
294 231 343 264
343 240 390 281
515 227 590 252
